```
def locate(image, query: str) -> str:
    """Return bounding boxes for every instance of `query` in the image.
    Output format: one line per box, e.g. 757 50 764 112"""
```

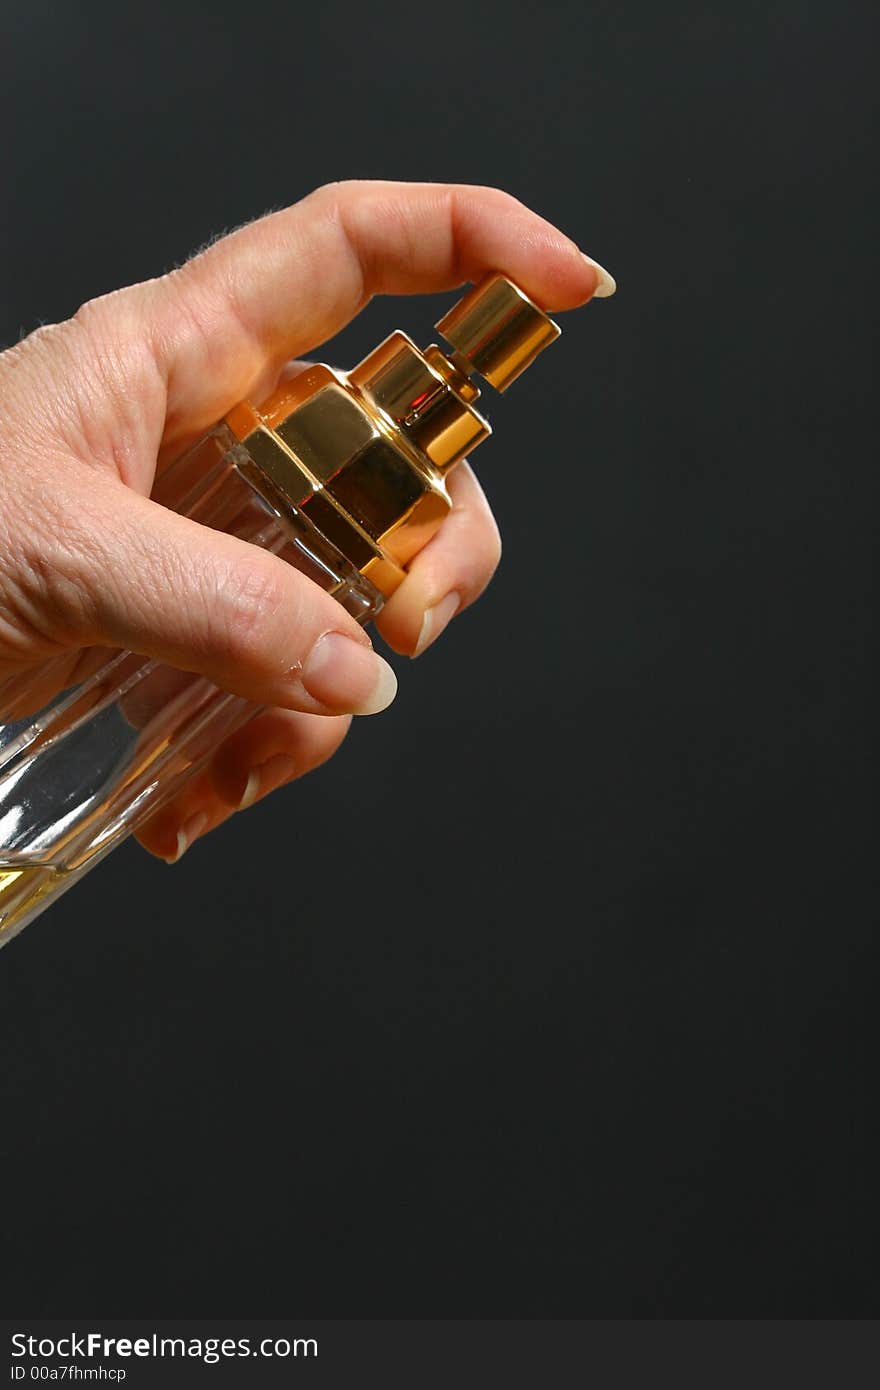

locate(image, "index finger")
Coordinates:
139 180 612 440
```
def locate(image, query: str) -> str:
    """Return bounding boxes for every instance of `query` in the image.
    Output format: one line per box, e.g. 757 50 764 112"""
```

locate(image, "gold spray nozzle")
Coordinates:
435 273 561 392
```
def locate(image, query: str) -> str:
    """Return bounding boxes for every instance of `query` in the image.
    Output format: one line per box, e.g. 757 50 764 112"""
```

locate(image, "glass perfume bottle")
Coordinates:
0 274 561 946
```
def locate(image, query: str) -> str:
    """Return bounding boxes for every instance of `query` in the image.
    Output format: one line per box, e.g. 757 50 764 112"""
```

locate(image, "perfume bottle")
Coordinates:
0 274 561 946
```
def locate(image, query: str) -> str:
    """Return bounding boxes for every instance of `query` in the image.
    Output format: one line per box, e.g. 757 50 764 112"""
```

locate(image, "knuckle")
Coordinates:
71 293 109 336
40 515 111 645
71 291 149 378
67 295 163 477
0 321 84 441
71 288 156 382
215 558 290 669
26 479 150 651
153 266 226 366
70 294 138 378
39 569 100 645
466 183 527 216
2 298 159 479
304 179 351 207
5 511 103 650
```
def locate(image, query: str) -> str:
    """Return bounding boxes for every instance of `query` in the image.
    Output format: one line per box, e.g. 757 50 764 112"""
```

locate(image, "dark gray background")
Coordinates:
0 0 876 1316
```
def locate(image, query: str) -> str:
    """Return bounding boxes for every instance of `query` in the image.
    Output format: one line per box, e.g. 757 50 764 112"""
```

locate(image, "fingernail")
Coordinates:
238 753 299 810
301 631 397 715
169 811 208 863
413 592 461 658
581 253 616 298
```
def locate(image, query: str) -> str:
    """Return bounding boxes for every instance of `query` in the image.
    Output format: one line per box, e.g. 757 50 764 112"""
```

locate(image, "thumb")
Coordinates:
42 473 397 716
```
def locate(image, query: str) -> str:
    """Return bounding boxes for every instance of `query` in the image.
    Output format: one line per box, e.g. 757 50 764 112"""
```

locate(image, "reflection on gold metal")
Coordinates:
225 273 561 597
435 274 561 392
347 332 489 472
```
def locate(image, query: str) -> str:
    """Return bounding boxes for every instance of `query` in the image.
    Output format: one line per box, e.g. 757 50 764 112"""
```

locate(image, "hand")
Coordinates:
0 180 612 859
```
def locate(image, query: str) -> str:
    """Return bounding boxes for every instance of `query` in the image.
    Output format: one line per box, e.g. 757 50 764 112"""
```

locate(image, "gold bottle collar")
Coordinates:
225 274 560 597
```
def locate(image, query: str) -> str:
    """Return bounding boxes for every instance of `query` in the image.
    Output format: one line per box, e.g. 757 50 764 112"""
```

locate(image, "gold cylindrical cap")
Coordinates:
435 274 561 392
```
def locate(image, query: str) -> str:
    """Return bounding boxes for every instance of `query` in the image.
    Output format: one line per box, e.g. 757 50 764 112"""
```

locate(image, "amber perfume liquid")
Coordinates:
0 864 65 929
